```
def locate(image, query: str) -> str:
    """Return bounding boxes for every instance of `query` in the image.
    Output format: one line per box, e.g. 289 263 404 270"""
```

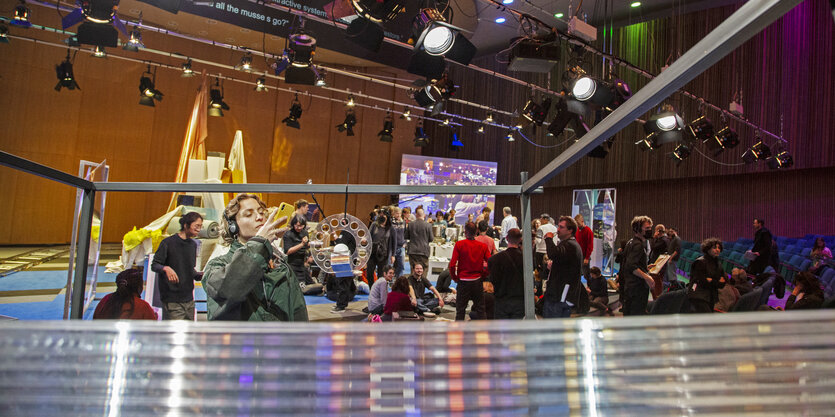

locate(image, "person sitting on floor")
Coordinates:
93 268 157 320
382 275 418 321
587 267 612 315
367 266 395 316
785 271 825 310
408 263 445 317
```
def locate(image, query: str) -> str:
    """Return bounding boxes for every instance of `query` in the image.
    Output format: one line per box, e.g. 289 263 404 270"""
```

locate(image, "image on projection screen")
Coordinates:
398 154 498 225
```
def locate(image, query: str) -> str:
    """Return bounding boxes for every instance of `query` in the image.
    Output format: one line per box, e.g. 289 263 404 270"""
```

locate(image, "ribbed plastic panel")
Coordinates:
1 311 834 416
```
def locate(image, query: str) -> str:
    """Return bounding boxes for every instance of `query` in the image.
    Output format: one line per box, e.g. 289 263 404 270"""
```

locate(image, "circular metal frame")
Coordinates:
309 213 371 274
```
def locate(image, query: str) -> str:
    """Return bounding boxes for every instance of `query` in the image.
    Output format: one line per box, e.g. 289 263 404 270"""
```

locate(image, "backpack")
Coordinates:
370 225 389 262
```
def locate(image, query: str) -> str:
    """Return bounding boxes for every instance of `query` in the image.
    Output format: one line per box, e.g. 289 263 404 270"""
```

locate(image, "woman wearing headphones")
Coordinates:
204 193 309 321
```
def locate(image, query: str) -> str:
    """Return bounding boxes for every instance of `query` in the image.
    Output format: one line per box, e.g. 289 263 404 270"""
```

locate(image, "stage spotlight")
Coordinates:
289 31 316 67
208 78 229 117
235 52 254 72
442 117 450 126
505 129 515 142
138 66 163 107
450 128 463 150
181 59 195 77
741 141 771 164
272 49 291 75
11 0 32 28
378 113 394 142
572 77 631 111
477 125 484 133
686 115 714 141
62 0 126 47
314 67 327 86
400 108 412 121
91 45 107 58
409 8 476 66
484 112 494 124
54 50 80 91
282 94 303 129
255 76 268 92
548 99 573 137
635 135 658 151
351 0 404 22
766 148 793 169
705 125 739 156
669 144 691 165
413 120 429 146
644 106 685 146
337 109 357 136
0 24 8 43
520 97 552 127
346 94 355 107
411 75 455 114
123 26 143 51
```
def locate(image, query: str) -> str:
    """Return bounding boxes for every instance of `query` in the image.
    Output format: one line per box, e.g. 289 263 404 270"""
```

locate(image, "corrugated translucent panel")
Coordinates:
1 311 834 416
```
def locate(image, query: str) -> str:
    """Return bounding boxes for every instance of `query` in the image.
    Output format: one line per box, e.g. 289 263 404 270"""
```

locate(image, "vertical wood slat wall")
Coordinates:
431 0 835 242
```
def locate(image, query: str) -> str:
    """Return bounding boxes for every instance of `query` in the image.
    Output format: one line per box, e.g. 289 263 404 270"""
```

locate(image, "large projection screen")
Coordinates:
399 154 497 225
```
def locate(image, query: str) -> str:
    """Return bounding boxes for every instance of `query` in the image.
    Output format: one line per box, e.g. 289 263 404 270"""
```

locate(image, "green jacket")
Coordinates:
204 237 308 321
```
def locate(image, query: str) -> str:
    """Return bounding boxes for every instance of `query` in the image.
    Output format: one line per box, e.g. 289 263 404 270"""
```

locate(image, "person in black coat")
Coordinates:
785 271 824 310
688 238 727 313
747 218 772 275
543 216 585 318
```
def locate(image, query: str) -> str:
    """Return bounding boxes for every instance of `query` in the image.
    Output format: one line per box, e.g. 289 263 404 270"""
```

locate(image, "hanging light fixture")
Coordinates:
378 112 394 142
54 50 80 91
314 67 327 86
449 127 463 150
642 105 685 147
686 115 714 141
741 140 771 164
91 45 107 58
668 144 691 166
0 23 9 43
766 147 793 169
254 76 268 92
477 125 485 134
346 94 355 107
11 0 32 28
235 51 254 72
282 93 303 129
123 25 143 51
413 120 429 147
336 108 357 136
181 58 195 77
400 108 412 121
505 129 515 142
208 78 229 117
138 65 163 107
408 8 476 66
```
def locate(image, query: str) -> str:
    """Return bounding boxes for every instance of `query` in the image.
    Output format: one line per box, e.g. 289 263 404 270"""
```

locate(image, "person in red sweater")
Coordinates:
382 275 417 321
574 214 594 280
448 222 491 321
93 269 158 320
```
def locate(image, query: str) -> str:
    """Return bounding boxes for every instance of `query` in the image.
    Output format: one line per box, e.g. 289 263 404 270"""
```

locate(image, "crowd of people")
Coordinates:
93 192 833 322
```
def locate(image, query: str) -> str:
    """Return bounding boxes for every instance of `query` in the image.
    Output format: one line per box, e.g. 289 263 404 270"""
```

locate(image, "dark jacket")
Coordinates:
369 223 396 260
749 226 773 274
667 236 682 261
487 246 525 300
151 234 199 303
405 219 433 257
688 255 726 307
622 237 649 290
785 292 824 310
650 236 669 264
544 236 583 304
205 237 308 321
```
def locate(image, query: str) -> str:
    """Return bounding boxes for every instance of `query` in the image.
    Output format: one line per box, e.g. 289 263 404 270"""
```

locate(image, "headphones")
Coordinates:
224 211 238 238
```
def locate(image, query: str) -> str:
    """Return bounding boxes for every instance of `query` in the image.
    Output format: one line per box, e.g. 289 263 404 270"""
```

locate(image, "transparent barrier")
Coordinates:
1 311 834 415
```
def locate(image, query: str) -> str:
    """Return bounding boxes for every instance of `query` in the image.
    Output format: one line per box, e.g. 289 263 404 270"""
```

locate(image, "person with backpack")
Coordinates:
204 193 308 321
366 208 396 286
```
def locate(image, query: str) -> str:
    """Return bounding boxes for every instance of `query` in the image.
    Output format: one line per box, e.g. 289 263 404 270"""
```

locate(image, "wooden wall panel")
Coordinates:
0 25 422 244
